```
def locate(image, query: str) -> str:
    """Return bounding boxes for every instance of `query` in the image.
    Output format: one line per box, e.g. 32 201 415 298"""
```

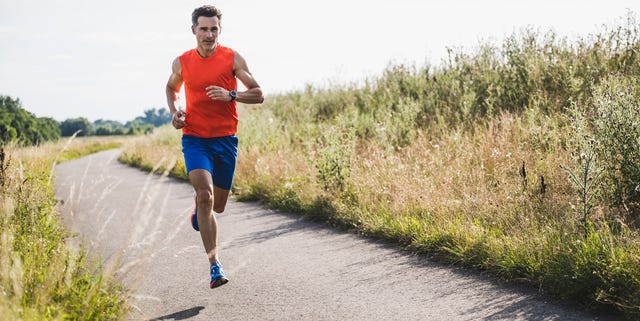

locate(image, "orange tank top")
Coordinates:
180 45 238 138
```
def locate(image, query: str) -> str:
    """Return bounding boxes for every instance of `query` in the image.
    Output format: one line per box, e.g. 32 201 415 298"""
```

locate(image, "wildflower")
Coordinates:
580 153 586 159
284 182 294 189
589 138 595 145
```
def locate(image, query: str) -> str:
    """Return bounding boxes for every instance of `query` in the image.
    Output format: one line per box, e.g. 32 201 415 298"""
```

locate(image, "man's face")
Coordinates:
192 16 221 50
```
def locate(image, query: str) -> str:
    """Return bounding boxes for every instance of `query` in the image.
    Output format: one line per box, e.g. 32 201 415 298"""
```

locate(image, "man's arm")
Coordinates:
204 52 264 104
233 52 264 104
166 57 186 129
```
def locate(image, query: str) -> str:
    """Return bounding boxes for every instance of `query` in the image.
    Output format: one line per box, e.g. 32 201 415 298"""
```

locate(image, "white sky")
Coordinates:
1 0 639 122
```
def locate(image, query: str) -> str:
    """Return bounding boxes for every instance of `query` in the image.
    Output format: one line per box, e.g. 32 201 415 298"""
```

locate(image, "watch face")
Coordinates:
230 90 237 100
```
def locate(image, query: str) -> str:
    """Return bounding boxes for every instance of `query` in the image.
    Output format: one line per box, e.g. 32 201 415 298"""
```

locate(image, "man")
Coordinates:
166 5 264 289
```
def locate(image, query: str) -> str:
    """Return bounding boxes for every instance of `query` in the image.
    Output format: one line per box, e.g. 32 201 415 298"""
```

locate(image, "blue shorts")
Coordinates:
181 134 238 190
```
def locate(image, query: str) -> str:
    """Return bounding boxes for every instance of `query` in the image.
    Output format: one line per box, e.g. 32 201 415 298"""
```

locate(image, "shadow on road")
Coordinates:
147 306 205 321
223 209 311 250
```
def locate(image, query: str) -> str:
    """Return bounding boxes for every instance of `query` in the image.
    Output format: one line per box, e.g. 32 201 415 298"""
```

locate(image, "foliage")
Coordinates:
127 108 172 128
315 124 355 192
0 94 169 140
65 108 169 137
59 117 93 137
0 138 128 320
590 75 640 223
0 96 61 145
94 119 126 136
562 105 604 228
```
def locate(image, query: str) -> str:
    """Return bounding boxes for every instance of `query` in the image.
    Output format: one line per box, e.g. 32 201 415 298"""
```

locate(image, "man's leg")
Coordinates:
213 185 231 214
189 169 220 265
182 135 230 288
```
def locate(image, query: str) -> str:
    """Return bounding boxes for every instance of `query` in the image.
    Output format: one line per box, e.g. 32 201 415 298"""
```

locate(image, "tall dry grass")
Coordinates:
118 126 186 180
0 136 129 321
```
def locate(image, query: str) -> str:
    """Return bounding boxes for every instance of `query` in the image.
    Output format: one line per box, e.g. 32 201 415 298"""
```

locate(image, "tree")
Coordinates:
38 117 62 142
0 123 17 143
94 126 113 136
59 117 93 137
128 108 171 127
94 119 124 129
0 95 60 145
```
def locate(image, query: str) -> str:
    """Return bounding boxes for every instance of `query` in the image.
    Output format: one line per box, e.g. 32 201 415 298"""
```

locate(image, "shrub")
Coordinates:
315 124 355 193
590 75 640 223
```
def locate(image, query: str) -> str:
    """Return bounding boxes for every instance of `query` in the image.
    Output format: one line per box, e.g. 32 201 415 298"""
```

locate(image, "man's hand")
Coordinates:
172 110 186 129
205 85 233 102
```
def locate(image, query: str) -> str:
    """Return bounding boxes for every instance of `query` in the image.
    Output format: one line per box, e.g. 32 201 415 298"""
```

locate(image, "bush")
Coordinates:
315 124 355 192
591 75 640 223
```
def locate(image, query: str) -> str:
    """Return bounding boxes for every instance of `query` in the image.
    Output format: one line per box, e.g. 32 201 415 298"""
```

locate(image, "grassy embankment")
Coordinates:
0 136 129 320
120 14 640 319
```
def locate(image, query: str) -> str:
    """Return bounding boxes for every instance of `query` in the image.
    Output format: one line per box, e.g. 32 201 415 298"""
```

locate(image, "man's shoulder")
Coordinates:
217 44 236 55
179 48 197 58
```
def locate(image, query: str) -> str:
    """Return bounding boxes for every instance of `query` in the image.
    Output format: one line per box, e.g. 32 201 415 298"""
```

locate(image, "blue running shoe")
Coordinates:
210 263 229 289
190 193 199 231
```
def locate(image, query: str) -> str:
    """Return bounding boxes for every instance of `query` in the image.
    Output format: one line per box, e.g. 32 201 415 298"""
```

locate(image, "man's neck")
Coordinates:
197 43 218 58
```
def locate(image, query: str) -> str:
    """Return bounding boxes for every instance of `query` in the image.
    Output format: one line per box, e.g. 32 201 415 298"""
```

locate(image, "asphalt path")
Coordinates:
54 149 619 321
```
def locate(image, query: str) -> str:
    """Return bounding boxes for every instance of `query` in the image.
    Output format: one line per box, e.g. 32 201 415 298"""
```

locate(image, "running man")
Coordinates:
165 5 264 288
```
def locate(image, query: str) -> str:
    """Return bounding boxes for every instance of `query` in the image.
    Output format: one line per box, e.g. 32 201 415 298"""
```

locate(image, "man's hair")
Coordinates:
192 5 222 26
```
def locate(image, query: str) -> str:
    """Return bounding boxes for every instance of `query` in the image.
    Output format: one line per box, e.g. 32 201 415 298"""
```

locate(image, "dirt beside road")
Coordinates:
54 149 619 321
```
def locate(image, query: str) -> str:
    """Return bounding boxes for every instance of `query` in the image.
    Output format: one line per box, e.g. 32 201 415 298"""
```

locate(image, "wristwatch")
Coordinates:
229 90 237 101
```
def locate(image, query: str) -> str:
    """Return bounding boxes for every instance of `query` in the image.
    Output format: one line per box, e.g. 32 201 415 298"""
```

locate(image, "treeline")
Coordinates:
0 96 60 145
59 108 171 137
0 95 171 145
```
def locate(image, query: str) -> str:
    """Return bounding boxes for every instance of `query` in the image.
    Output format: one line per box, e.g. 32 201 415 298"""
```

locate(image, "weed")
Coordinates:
562 105 604 228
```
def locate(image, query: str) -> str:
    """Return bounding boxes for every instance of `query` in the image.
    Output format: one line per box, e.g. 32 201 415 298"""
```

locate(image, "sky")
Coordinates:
1 0 640 123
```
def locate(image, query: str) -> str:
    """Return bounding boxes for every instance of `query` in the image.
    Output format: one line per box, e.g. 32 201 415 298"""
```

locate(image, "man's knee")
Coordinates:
196 189 213 205
213 204 226 214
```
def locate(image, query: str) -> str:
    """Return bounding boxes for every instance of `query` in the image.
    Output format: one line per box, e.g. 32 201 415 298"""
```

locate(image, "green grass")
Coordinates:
120 12 640 320
0 136 129 321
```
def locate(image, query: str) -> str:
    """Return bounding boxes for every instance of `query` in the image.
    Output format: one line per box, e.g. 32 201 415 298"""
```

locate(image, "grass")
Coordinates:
120 12 640 320
0 136 129 321
118 126 187 180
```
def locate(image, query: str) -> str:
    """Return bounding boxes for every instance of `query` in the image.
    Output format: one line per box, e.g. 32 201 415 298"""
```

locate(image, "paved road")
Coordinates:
54 150 619 321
